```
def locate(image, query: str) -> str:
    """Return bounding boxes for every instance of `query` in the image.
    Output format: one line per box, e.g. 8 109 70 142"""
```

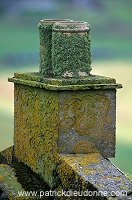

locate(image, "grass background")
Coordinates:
0 0 132 175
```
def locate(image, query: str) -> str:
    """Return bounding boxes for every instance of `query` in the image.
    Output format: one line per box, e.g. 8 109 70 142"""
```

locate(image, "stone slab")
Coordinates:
57 153 132 200
8 72 122 90
0 164 31 199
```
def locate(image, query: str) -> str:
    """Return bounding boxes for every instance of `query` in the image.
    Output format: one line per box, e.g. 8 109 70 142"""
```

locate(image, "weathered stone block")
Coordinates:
56 153 132 199
9 73 122 163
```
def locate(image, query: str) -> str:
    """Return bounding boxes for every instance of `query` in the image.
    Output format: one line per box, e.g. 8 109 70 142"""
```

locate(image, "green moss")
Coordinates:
0 164 26 199
73 141 99 154
12 72 117 84
38 20 92 77
38 19 73 76
9 77 122 90
8 72 122 90
38 21 53 75
52 30 91 77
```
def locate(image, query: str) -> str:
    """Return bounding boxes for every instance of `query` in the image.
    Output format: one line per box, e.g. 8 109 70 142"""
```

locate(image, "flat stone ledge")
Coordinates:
59 153 132 199
0 146 14 165
8 72 122 91
0 164 32 199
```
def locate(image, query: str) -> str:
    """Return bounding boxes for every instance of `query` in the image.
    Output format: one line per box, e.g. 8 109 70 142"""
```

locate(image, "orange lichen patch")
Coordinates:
121 179 127 183
73 141 99 154
0 175 5 182
95 183 104 188
102 175 113 179
61 153 101 168
56 153 101 190
81 168 96 174
58 159 76 188
102 175 124 181
40 44 44 49
0 164 8 167
57 90 116 157
97 168 104 173
113 176 123 180
104 131 115 146
57 155 93 192
108 197 118 200
119 184 128 189
6 194 14 200
105 116 112 123
59 93 110 137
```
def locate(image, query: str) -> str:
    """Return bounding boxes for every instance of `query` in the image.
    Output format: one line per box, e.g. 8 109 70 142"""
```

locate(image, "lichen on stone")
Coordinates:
14 84 60 188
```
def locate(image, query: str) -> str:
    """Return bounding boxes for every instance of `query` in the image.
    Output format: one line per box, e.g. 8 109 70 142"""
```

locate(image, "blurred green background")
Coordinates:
0 0 132 175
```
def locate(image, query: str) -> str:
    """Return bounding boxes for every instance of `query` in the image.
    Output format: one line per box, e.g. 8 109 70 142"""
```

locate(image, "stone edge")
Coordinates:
0 148 131 200
8 72 122 90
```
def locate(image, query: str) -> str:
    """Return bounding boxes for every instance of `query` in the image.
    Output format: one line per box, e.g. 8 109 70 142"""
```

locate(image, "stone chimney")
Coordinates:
8 19 132 199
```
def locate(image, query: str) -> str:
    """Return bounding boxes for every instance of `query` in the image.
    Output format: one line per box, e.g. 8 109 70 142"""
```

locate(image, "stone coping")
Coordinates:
8 72 122 91
0 164 31 199
59 153 132 199
0 147 131 199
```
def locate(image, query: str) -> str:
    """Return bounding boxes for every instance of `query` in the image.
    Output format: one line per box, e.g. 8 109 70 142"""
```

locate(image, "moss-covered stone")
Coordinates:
13 72 117 84
38 20 54 75
0 164 32 199
52 21 91 77
0 146 14 164
8 72 122 91
38 20 91 78
6 18 131 200
38 19 72 76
